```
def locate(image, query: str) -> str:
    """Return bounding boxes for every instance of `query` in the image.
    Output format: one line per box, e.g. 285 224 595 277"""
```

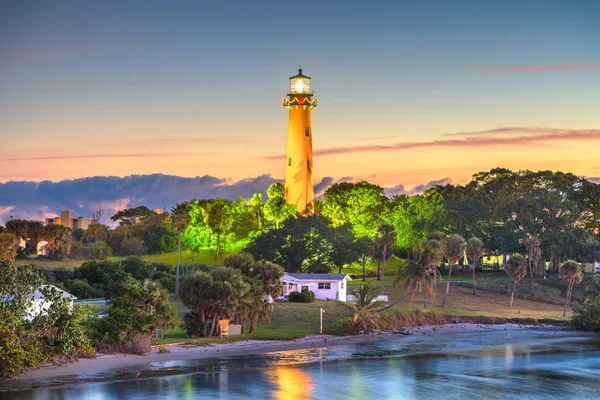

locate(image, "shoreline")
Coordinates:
1 323 573 391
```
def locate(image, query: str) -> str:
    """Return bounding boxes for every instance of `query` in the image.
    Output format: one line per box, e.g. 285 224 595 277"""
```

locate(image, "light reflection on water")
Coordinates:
2 329 599 400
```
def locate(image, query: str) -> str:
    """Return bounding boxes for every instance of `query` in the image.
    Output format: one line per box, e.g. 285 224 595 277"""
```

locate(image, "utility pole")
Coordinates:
320 308 325 334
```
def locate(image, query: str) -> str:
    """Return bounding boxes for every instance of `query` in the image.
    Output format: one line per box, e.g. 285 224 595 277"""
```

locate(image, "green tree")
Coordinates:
171 202 190 296
392 190 447 250
375 224 397 292
572 279 600 332
505 255 528 307
86 223 110 242
559 260 584 317
249 193 266 231
110 206 156 226
321 181 390 238
441 234 466 307
0 232 18 261
350 284 384 331
395 240 442 309
40 224 69 259
204 198 234 260
583 240 600 281
466 237 485 295
264 183 297 229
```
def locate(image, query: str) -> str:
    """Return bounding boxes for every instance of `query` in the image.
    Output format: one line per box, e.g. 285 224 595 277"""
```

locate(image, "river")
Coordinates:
2 327 599 399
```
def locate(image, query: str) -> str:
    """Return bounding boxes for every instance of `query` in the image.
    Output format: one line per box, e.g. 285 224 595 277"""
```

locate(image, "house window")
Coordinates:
318 282 331 290
305 127 310 136
288 157 292 166
288 283 293 288
340 282 344 289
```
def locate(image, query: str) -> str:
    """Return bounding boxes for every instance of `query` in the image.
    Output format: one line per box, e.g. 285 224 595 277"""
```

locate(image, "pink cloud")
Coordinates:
0 152 204 163
261 127 600 159
467 64 600 72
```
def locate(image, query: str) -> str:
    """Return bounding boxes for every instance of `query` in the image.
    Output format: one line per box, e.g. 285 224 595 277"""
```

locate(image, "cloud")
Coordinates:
409 178 451 194
0 153 202 163
586 177 600 184
443 127 600 137
467 64 600 72
0 174 278 226
314 177 334 197
355 135 399 142
384 184 406 196
261 127 600 159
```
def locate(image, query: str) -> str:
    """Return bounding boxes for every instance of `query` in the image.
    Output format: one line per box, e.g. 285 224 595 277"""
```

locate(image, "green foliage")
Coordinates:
40 224 70 259
289 289 316 303
392 190 446 249
110 206 156 225
64 279 94 299
323 318 359 335
265 183 297 229
86 223 110 243
0 232 18 261
70 240 113 260
321 181 390 238
204 198 234 259
0 261 93 377
505 255 528 282
350 284 384 330
4 219 43 254
442 234 467 265
90 279 177 354
572 280 600 332
246 214 359 273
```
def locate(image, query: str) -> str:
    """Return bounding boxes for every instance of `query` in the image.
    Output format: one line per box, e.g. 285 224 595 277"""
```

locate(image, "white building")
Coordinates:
281 273 351 302
2 285 76 320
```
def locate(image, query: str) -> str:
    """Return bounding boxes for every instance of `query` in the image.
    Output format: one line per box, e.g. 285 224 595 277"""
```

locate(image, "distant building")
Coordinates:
154 208 166 215
45 210 97 230
1 285 76 321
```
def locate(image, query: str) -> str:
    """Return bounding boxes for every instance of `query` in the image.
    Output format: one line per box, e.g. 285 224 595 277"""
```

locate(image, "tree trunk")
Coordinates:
562 282 570 317
240 317 246 334
381 245 387 293
472 265 476 295
338 264 343 274
433 272 437 303
423 287 428 309
376 258 381 280
510 280 517 307
529 256 534 289
441 264 453 307
208 315 218 337
362 254 366 282
176 231 181 297
214 233 221 260
250 316 258 333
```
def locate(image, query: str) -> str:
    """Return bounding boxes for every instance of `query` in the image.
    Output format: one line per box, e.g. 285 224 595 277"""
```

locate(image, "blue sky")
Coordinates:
1 0 599 221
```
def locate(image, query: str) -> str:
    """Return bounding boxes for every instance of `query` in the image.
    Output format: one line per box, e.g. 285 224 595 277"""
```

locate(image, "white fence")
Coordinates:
346 295 388 303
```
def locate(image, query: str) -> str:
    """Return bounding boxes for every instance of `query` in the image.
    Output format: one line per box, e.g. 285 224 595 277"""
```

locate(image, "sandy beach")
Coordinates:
2 323 564 390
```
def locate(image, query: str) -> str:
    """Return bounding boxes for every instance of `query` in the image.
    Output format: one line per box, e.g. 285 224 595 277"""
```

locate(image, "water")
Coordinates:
3 328 599 399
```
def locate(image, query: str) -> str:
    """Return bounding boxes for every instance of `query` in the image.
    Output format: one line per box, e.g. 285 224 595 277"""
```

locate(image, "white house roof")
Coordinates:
2 284 76 302
29 285 76 301
283 273 352 282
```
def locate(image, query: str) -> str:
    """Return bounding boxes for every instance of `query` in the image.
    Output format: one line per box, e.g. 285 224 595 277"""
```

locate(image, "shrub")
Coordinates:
181 311 211 337
53 267 73 283
65 279 94 299
323 318 359 335
572 281 600 332
289 289 315 303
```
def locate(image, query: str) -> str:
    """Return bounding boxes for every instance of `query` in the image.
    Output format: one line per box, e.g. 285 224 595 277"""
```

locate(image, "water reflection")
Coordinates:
2 329 598 400
264 366 313 400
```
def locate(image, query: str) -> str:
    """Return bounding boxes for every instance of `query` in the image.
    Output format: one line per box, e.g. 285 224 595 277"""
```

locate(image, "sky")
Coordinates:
1 0 600 222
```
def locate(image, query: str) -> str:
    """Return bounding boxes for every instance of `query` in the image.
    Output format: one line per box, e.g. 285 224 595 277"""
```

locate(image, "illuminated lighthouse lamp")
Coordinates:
283 68 318 110
289 69 311 94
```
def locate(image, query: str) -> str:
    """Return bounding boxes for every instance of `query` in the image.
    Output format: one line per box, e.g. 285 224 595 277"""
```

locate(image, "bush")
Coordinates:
323 318 359 335
53 267 73 283
289 289 315 303
182 311 211 337
70 241 113 260
572 281 600 332
65 279 94 299
117 237 145 256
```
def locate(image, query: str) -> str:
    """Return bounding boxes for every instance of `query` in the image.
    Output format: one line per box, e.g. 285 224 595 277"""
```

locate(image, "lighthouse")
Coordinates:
282 68 318 214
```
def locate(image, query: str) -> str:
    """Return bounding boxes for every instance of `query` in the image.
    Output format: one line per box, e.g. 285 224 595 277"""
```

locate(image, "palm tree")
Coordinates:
249 193 265 231
505 255 528 307
583 240 600 281
0 232 18 261
375 224 397 293
204 199 234 260
171 203 190 296
178 272 214 336
466 237 485 295
137 279 178 335
351 284 384 331
559 260 584 317
395 240 442 309
441 234 466 307
40 225 68 259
